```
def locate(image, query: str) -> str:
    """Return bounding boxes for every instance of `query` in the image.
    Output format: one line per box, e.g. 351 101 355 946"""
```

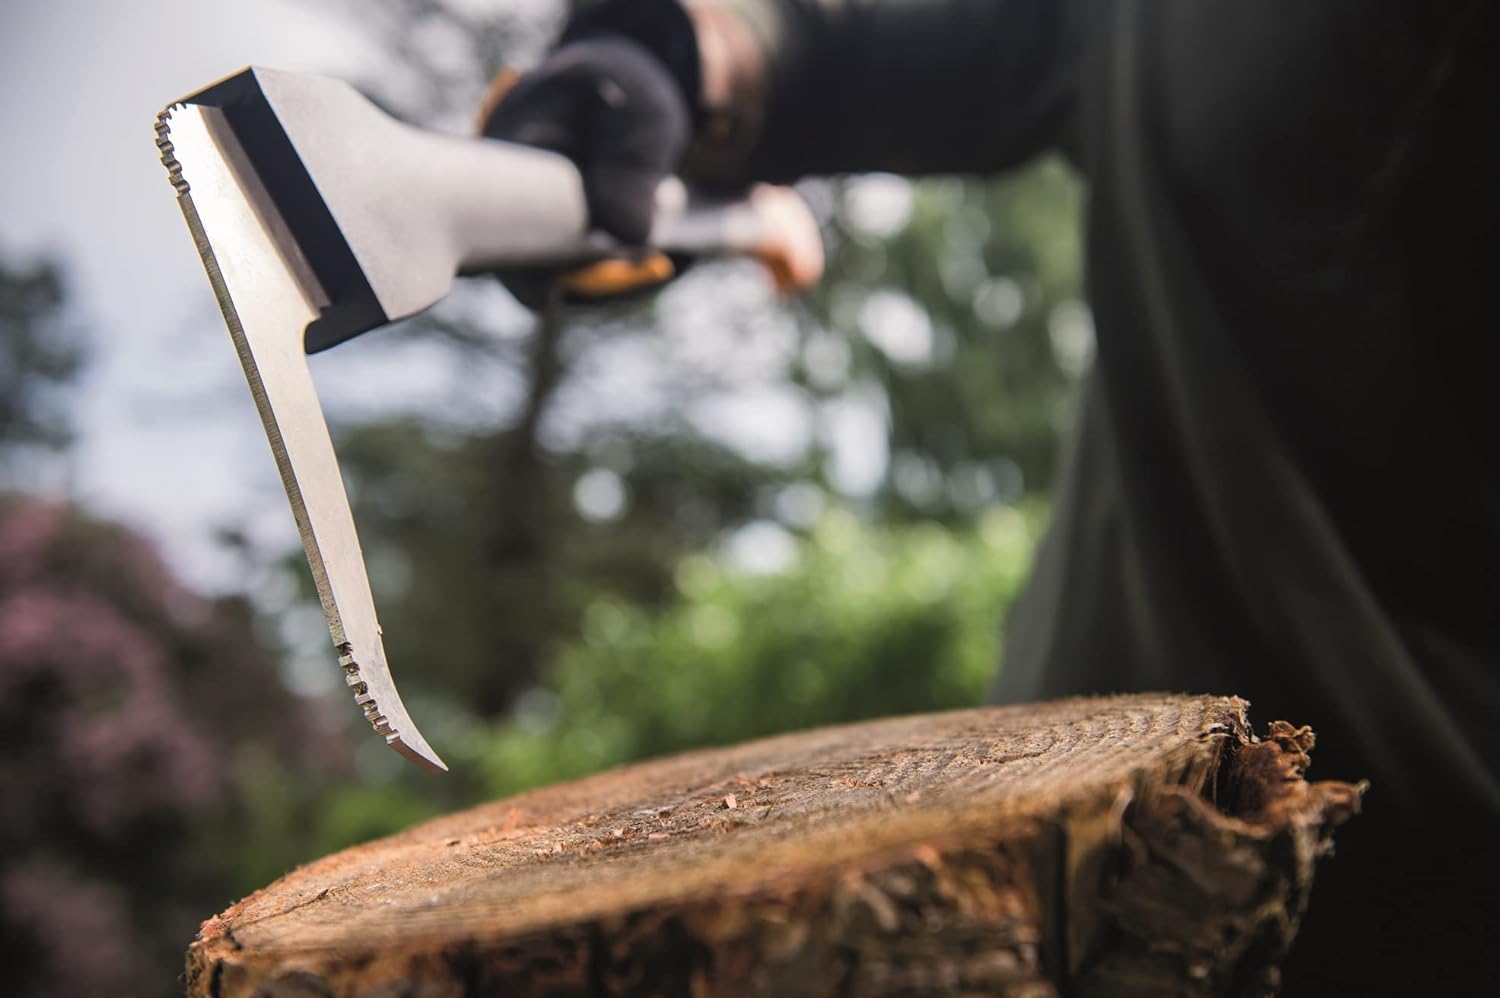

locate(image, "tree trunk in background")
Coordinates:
185 694 1361 997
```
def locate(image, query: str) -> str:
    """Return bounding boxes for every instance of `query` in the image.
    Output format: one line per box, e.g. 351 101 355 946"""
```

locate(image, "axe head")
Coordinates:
156 68 453 772
162 67 595 354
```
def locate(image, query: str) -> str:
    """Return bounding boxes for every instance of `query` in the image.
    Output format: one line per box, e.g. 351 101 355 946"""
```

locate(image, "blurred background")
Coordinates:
0 0 1087 993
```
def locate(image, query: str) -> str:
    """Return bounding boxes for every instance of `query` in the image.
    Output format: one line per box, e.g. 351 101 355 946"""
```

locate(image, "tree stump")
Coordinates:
186 694 1362 997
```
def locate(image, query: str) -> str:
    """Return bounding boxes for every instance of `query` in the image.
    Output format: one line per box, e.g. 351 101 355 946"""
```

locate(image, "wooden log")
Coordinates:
186 694 1361 997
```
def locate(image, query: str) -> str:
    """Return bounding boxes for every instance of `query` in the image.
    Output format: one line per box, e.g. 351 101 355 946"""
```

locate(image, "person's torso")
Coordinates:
1000 0 1500 812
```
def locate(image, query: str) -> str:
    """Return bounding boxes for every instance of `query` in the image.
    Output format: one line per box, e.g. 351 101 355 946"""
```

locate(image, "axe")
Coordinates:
156 67 823 772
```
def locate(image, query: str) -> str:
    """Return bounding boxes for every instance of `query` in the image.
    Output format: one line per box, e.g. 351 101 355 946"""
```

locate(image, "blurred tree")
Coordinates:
338 413 811 716
807 167 1087 521
0 498 325 997
0 257 86 477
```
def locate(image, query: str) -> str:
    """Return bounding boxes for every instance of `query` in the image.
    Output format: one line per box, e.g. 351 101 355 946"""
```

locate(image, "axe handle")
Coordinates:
425 131 823 293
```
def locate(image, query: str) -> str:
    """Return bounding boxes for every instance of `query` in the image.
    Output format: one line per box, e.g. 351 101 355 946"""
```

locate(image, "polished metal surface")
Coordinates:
157 102 446 772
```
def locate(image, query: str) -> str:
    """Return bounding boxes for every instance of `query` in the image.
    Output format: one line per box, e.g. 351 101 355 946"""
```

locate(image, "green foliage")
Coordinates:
466 506 1043 799
306 161 1084 739
331 418 809 717
806 162 1087 518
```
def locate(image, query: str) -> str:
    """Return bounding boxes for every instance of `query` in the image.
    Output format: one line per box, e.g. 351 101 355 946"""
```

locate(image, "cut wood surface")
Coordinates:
187 694 1362 997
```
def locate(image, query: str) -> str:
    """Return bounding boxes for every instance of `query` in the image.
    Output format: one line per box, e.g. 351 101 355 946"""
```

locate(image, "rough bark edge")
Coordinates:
1071 720 1366 997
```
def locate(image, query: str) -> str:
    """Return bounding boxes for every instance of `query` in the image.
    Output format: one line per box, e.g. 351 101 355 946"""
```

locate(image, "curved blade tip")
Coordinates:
391 734 449 774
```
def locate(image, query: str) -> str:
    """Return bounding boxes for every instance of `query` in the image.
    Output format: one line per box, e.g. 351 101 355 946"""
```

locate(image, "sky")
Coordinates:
0 0 900 595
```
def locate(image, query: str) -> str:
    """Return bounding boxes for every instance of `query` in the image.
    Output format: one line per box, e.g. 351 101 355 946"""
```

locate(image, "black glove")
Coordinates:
481 1 701 306
483 35 692 248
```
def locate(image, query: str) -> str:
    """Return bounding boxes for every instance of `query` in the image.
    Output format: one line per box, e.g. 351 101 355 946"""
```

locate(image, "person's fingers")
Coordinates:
746 184 826 294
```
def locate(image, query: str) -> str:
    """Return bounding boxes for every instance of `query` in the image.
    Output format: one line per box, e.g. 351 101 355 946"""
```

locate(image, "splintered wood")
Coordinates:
186 694 1361 997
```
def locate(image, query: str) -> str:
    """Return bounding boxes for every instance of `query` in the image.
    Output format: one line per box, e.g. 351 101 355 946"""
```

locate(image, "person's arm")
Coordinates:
479 0 1080 299
679 0 1082 183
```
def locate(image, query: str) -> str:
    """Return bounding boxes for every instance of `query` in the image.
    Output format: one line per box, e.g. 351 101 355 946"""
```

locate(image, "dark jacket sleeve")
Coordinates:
704 0 1081 181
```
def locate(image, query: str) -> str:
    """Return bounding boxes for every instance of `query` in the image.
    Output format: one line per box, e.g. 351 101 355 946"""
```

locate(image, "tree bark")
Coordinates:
186 694 1362 997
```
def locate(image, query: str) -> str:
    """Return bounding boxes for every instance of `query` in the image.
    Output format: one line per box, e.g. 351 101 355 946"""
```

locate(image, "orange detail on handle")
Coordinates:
561 253 677 298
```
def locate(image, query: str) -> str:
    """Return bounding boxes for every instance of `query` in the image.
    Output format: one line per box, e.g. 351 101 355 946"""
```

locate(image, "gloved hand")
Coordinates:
480 14 697 305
